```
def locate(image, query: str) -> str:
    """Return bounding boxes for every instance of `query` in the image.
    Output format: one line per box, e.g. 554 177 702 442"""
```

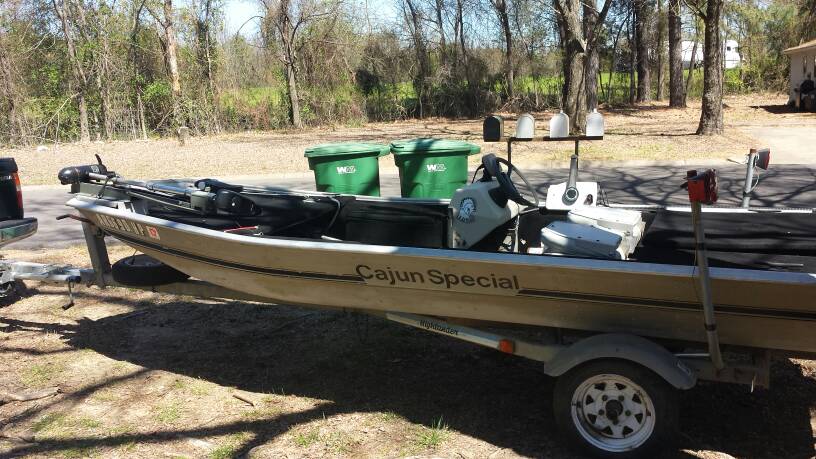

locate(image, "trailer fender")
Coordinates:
542 333 697 390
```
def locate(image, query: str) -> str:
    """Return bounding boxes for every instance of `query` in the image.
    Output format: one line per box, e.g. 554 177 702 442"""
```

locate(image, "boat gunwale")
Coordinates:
67 195 816 287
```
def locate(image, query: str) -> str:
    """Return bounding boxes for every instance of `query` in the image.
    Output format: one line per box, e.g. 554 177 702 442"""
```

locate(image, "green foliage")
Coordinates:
293 427 320 447
0 0 811 145
415 416 449 449
219 86 289 129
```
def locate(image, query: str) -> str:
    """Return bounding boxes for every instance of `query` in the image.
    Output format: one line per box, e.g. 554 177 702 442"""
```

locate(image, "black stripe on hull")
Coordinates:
518 289 816 321
110 231 364 283
107 229 816 322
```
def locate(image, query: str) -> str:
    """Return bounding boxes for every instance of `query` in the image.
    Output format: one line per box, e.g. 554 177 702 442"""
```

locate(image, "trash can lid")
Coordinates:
390 138 481 156
304 143 390 158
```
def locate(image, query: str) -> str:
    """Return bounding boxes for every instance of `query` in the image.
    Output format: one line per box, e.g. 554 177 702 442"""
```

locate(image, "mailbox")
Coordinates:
483 115 504 142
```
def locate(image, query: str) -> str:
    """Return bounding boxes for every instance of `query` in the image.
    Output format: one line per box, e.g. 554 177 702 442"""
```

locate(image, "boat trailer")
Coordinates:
0 210 774 392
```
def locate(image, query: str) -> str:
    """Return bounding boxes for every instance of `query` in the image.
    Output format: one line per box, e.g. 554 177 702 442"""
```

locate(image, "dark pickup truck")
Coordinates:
0 158 37 248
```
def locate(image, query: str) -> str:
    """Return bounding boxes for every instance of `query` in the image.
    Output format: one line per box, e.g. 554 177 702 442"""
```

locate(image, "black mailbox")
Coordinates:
483 115 504 142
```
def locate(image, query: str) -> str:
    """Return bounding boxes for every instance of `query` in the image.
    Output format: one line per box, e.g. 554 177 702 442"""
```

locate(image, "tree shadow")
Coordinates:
603 104 693 116
750 104 797 114
3 299 815 458
525 164 816 208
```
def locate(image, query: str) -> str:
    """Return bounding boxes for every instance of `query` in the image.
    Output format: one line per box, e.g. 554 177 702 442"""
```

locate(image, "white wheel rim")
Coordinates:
570 373 656 452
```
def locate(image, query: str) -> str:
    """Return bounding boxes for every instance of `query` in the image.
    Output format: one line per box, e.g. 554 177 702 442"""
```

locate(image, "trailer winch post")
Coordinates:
82 221 112 287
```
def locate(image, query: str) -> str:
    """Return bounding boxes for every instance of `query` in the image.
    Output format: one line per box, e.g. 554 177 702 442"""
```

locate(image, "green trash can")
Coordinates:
305 143 390 196
390 138 481 199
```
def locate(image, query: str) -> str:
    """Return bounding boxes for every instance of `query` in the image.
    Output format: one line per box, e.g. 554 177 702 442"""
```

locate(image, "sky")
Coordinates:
223 0 264 37
221 0 398 37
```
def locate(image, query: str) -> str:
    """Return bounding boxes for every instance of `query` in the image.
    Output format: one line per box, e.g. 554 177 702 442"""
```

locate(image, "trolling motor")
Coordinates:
58 155 115 188
685 169 724 370
58 157 257 217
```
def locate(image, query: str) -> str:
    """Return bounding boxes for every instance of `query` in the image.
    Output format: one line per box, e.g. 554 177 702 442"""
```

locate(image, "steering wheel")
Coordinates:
479 154 540 208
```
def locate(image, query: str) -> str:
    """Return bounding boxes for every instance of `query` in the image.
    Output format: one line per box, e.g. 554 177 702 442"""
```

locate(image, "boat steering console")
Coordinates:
478 153 540 209
448 154 541 250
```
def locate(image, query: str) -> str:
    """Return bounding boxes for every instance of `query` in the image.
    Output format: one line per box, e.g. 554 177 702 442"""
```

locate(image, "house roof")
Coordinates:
784 38 816 55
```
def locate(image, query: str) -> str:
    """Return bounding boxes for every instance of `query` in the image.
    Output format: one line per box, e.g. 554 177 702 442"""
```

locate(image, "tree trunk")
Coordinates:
684 37 698 105
655 0 665 100
162 0 182 125
456 0 468 71
285 62 302 128
196 0 220 132
493 0 514 100
555 0 586 133
0 34 25 144
635 0 651 102
77 92 89 143
607 18 627 105
434 0 447 66
629 5 636 105
454 0 466 72
405 0 429 118
583 3 600 110
668 0 684 107
53 0 90 143
275 0 302 128
130 0 147 138
137 91 148 140
97 27 113 141
696 0 724 135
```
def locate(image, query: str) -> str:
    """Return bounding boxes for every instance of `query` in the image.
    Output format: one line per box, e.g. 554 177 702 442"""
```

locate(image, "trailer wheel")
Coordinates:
0 279 24 306
553 359 678 458
112 254 190 286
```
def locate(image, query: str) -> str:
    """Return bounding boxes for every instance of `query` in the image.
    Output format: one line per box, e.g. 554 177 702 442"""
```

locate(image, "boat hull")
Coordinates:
71 198 816 355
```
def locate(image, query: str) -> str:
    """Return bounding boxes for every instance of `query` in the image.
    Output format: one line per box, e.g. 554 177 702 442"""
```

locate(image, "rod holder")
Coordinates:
564 150 580 204
741 149 758 208
691 201 725 370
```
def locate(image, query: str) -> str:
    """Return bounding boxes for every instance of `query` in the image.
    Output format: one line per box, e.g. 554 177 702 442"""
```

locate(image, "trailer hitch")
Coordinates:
61 280 75 310
56 214 92 224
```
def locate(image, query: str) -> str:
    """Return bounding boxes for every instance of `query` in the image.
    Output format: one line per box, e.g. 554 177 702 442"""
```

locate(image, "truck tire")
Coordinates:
112 254 190 286
553 359 678 458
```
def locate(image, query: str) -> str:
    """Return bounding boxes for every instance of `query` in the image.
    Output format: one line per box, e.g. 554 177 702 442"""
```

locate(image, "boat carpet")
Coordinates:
640 211 816 255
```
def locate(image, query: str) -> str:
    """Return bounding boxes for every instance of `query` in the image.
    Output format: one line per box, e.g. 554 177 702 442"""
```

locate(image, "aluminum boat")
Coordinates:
60 155 816 356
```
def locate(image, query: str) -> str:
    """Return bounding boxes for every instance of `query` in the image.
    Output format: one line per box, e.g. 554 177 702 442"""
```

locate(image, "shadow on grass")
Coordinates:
3 299 816 458
750 104 798 114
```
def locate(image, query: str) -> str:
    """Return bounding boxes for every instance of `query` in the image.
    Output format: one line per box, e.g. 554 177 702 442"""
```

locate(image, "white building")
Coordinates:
783 39 816 105
681 39 741 69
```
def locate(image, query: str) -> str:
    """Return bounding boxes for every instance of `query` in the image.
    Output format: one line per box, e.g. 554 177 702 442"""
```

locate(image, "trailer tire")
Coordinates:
0 279 25 306
553 359 678 458
112 254 190 286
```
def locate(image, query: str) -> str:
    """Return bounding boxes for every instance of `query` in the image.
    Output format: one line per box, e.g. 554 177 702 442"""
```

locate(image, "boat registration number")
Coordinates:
96 214 161 240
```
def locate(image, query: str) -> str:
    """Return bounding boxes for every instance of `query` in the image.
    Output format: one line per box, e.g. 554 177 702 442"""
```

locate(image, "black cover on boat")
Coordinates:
148 194 353 238
634 248 816 272
641 211 816 255
329 201 447 248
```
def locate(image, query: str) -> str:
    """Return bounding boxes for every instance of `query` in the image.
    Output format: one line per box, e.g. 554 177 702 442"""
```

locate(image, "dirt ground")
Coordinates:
8 93 816 186
1 246 815 459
